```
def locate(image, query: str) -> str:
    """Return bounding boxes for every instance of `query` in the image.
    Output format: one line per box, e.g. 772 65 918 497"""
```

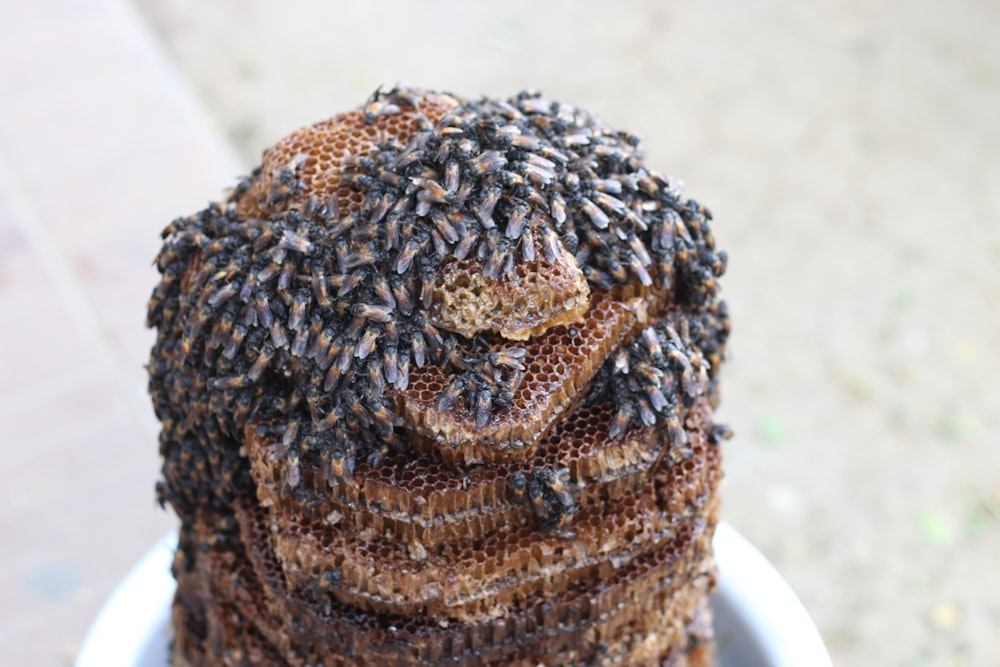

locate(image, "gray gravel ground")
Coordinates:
133 1 1000 664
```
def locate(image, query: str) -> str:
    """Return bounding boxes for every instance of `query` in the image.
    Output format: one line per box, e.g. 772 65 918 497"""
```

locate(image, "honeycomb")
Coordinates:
172 492 717 666
395 288 659 464
246 398 667 548
260 402 718 621
148 88 730 666
235 91 458 220
429 248 590 341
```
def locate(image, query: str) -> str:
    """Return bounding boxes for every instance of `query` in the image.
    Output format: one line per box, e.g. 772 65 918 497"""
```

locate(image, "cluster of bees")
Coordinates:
147 88 728 535
152 88 733 666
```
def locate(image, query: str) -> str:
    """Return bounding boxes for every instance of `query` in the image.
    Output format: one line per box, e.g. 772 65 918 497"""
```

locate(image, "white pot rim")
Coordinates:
76 523 831 667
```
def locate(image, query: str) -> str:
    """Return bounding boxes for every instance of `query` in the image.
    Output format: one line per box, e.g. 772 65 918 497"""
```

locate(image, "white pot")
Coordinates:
76 523 831 666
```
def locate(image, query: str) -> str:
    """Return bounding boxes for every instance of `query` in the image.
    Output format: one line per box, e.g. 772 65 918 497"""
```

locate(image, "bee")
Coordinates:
279 229 312 254
247 342 275 381
333 271 364 298
366 442 391 468
345 313 370 341
269 320 289 348
559 230 579 255
667 348 698 400
646 384 669 412
525 468 576 533
486 347 527 371
709 423 734 445
412 177 450 204
429 209 459 244
626 234 653 268
230 391 252 427
394 350 411 391
605 256 629 284
208 375 252 390
288 291 309 332
508 471 528 504
581 265 613 291
395 237 421 274
497 169 526 189
180 303 214 356
589 178 623 195
340 170 376 190
636 397 657 427
429 228 448 257
419 266 436 309
640 327 662 361
323 364 344 392
368 399 396 436
339 242 379 273
353 302 393 323
437 375 468 412
311 267 331 307
475 180 501 227
386 87 421 109
341 390 371 427
367 190 396 225
254 293 274 328
609 402 635 439
474 387 493 428
466 149 508 178
367 273 395 311
315 333 341 370
517 96 549 115
219 320 247 359
337 341 356 373
367 357 386 396
579 198 609 229
526 476 548 522
613 350 630 374
536 468 574 512
629 255 653 286
444 160 460 193
355 326 379 360
452 231 478 261
291 327 309 358
206 307 235 351
326 211 357 241
363 94 402 124
664 408 688 447
206 281 239 309
505 202 529 240
592 191 628 218
328 441 356 482
383 344 399 385
410 330 427 368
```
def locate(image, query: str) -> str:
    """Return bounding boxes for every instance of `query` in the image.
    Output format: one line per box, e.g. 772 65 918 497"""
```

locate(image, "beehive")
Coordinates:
148 88 730 666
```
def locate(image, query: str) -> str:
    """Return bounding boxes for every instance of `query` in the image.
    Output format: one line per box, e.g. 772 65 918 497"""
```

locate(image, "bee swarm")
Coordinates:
148 88 730 666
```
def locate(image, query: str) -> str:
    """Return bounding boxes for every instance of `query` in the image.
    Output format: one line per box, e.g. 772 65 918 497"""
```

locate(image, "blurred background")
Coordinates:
1 0 998 665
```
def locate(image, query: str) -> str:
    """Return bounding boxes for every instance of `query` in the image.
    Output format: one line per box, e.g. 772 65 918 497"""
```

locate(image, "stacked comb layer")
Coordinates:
148 88 730 666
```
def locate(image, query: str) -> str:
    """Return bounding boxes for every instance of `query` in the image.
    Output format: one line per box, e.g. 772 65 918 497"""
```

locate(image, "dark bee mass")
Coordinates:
157 87 730 667
149 89 726 521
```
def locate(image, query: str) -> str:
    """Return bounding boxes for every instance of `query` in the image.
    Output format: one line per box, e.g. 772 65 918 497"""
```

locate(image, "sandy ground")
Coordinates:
128 1 1000 664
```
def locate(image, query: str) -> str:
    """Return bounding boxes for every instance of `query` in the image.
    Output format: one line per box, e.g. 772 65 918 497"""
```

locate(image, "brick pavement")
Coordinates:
0 1 242 664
